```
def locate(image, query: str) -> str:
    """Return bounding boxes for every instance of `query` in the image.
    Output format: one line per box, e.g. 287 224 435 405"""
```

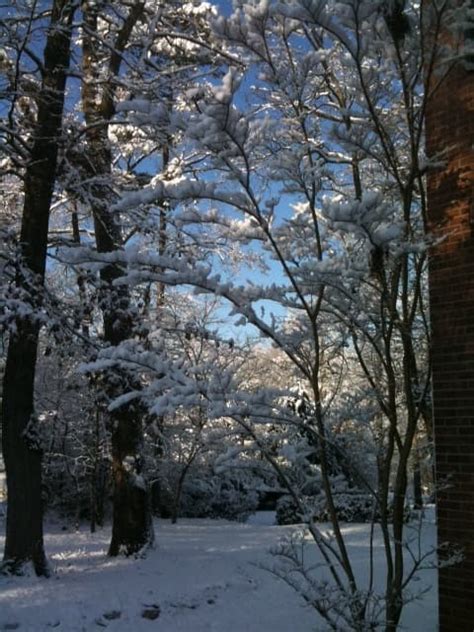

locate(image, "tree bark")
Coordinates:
80 1 153 556
1 0 74 576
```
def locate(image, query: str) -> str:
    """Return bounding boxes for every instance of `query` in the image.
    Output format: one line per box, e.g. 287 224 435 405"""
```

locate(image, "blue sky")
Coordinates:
213 0 233 17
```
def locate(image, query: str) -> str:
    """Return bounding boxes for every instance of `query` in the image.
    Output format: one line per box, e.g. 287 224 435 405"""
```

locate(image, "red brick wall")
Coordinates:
425 25 474 632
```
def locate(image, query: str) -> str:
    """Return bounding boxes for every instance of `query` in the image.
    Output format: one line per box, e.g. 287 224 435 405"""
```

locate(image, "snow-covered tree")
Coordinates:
61 0 227 556
1 0 76 576
102 1 452 628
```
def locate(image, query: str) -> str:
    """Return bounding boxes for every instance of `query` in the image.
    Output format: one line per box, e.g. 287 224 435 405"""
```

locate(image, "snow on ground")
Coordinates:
0 513 438 631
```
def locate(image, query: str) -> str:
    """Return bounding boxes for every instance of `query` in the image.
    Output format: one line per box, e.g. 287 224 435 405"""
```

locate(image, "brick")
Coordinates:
425 1 474 628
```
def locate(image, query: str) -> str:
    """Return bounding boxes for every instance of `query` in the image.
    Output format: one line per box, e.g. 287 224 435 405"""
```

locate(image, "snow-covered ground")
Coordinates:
0 512 438 631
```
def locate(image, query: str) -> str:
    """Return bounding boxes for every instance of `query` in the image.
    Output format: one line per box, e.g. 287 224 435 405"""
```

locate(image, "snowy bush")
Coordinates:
276 489 376 526
176 470 260 521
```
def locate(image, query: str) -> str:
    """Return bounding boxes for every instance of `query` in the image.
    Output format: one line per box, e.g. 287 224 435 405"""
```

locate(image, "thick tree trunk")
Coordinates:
81 1 153 556
2 326 47 575
1 0 74 576
109 408 152 555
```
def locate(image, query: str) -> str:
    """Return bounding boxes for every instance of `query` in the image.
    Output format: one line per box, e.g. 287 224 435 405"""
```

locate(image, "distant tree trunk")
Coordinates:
158 141 170 306
413 459 423 511
412 437 423 511
71 204 91 337
89 409 100 534
81 1 153 556
1 0 74 576
171 455 197 525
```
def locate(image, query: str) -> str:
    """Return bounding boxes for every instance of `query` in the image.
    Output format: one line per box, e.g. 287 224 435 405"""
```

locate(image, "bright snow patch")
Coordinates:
0 515 438 631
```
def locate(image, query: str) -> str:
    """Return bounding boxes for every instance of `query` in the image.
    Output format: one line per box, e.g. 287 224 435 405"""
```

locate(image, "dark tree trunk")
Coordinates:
2 327 47 575
80 1 153 556
109 407 152 555
1 0 74 576
413 457 423 511
171 458 195 525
